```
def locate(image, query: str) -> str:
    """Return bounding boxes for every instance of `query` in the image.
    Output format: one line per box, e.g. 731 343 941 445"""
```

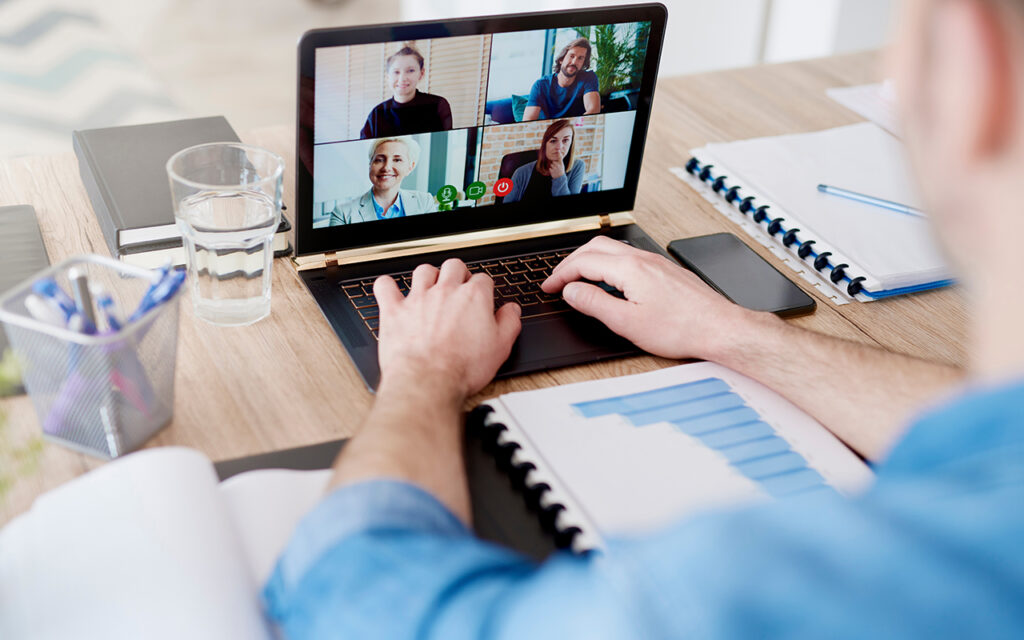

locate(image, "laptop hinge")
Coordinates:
293 212 636 272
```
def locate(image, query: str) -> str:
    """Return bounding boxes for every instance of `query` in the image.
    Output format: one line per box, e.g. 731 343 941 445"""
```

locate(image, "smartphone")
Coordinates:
667 233 816 317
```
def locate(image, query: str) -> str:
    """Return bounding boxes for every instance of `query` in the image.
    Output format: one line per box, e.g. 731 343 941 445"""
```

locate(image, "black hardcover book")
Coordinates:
72 116 291 269
0 205 51 396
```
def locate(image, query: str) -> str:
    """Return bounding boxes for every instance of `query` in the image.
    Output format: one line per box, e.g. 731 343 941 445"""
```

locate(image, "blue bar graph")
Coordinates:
572 378 831 498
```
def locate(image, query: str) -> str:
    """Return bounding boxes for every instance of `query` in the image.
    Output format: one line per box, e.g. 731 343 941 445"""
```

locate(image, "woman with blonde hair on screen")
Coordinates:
503 119 585 203
329 136 437 226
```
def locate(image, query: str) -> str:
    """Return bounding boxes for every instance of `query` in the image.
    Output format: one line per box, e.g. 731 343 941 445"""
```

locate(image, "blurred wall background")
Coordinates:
0 0 895 157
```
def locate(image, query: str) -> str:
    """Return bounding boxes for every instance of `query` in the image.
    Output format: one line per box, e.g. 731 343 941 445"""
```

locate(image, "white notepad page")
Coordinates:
700 123 950 291
490 362 873 550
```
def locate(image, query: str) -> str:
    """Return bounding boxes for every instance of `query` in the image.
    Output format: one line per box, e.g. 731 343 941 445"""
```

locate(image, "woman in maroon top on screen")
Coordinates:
360 46 453 139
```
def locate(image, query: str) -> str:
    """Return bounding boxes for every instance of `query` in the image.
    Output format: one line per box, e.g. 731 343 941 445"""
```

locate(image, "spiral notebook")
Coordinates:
672 123 953 305
468 362 873 553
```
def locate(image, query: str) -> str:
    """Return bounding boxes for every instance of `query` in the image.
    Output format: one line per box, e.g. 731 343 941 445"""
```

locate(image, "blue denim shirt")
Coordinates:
264 379 1024 638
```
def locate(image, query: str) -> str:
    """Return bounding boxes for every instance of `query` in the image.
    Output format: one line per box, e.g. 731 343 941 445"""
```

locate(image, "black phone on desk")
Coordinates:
667 233 816 317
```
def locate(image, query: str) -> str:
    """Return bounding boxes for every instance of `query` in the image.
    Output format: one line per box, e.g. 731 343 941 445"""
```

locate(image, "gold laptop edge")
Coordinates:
293 212 636 271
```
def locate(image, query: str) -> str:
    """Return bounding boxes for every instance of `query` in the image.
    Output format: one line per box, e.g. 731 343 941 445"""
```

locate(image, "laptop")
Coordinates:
295 4 669 390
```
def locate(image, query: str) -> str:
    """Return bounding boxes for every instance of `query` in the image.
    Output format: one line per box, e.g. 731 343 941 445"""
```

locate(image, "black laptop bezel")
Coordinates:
295 3 667 258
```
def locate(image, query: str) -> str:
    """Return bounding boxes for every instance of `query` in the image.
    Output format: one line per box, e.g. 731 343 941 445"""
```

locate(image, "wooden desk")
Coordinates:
0 51 966 524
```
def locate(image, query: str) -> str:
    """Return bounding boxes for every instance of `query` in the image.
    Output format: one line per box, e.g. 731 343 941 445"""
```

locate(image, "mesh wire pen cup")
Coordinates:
0 255 181 459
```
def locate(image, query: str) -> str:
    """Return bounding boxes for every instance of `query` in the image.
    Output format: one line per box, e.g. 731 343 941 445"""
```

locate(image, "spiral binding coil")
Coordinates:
684 157 868 297
466 405 585 552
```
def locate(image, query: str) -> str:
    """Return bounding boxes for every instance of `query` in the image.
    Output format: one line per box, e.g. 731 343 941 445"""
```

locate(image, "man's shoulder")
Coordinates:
532 73 556 90
579 69 599 90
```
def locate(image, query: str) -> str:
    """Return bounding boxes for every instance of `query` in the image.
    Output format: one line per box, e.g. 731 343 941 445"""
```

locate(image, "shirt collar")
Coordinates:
881 376 1024 476
371 192 405 220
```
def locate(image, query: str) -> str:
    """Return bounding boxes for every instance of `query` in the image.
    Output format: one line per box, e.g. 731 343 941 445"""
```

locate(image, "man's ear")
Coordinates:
933 0 1016 160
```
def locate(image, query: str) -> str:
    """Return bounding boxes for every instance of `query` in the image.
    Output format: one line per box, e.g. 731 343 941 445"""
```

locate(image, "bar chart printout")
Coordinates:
571 377 833 499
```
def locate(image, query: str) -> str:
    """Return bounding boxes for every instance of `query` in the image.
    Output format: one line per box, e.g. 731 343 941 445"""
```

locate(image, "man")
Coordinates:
329 136 436 226
522 37 601 121
266 0 1024 636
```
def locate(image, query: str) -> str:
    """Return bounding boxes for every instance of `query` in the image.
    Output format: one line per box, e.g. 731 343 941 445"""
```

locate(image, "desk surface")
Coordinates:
0 51 966 524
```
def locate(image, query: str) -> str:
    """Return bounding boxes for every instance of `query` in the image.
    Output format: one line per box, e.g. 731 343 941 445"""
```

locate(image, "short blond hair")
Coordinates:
367 136 421 165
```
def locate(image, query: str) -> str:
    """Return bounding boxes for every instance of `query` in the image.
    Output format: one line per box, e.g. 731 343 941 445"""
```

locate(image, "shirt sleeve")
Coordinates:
582 71 600 95
263 475 1021 639
360 111 374 139
526 78 545 108
438 97 453 130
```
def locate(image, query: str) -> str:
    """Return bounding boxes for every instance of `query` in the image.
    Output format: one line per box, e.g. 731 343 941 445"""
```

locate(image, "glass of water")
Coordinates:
166 143 284 326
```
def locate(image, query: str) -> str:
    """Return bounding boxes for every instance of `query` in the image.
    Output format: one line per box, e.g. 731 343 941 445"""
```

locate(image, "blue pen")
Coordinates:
817 184 926 218
32 278 77 320
128 264 173 323
129 269 185 323
94 288 123 332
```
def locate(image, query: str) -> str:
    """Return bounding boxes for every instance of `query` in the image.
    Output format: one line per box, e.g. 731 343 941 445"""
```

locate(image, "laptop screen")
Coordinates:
295 4 666 256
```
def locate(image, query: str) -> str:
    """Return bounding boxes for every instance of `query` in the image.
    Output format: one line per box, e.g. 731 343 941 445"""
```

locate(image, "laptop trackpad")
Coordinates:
500 313 637 376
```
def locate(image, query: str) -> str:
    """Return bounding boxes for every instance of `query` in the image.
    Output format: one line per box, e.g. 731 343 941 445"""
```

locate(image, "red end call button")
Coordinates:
493 178 513 197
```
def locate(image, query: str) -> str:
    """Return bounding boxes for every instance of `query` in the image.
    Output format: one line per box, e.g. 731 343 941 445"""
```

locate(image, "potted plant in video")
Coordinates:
574 22 650 101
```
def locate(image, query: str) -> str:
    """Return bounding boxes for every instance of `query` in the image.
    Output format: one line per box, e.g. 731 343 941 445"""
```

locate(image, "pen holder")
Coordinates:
0 255 181 459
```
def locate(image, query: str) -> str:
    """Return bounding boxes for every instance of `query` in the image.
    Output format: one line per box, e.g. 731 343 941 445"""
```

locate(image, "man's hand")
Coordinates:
374 259 522 400
541 236 754 361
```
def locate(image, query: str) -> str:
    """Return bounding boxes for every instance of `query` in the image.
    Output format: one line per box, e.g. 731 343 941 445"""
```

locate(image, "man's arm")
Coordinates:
583 91 601 115
522 79 545 121
542 237 962 460
521 106 542 121
327 259 521 521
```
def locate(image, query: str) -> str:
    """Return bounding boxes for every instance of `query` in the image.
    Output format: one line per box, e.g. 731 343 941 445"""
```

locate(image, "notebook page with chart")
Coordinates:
484 362 873 551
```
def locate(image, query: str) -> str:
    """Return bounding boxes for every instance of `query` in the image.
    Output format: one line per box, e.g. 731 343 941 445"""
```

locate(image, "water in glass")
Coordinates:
177 190 278 326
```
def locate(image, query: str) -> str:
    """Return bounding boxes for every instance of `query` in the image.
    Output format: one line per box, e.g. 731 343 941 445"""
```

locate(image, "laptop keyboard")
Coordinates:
340 247 579 340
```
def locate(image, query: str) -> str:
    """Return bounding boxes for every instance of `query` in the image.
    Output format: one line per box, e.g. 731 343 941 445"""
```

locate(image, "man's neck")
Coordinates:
556 72 577 88
968 274 1024 384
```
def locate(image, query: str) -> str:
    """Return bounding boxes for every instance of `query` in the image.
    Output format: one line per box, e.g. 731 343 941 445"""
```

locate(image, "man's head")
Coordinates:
891 0 1024 285
367 137 419 192
554 38 592 80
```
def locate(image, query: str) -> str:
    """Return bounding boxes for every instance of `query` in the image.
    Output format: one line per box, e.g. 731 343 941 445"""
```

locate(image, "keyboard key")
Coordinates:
350 295 377 309
506 262 528 274
526 271 547 283
357 306 379 320
497 285 516 298
524 260 547 271
342 283 362 297
366 317 380 330
516 293 539 306
506 273 527 285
